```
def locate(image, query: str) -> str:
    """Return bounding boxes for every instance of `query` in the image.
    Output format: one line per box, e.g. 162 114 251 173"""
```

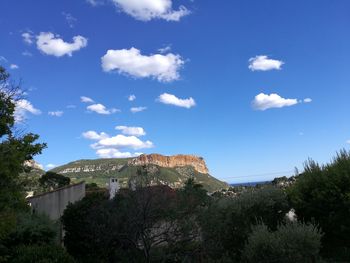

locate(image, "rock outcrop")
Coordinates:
129 154 209 174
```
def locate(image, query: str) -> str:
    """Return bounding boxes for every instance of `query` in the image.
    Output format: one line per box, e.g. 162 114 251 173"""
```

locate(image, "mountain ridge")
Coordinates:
51 154 228 192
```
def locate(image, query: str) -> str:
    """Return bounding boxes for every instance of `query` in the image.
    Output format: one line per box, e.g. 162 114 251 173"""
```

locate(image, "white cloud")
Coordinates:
46 164 58 169
48 111 63 117
249 55 284 71
14 99 41 122
22 32 34 45
36 32 88 57
252 93 298 111
80 96 94 103
101 47 184 82
87 103 119 115
304 98 312 103
158 45 171 53
95 148 141 158
86 0 105 6
158 93 195 108
92 134 153 150
112 0 190 21
83 128 153 158
10 64 19 69
115 126 146 136
82 130 109 140
128 94 136 101
0 56 8 62
130 106 147 113
66 104 76 109
347 140 350 144
22 51 33 57
62 12 77 28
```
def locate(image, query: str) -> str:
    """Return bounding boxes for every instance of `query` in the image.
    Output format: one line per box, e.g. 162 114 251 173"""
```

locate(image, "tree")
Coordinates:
243 222 323 263
288 150 350 260
39 172 70 191
200 186 290 261
0 66 47 260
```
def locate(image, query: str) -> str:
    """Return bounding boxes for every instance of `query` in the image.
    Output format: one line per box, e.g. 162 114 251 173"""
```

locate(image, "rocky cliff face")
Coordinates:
129 154 209 174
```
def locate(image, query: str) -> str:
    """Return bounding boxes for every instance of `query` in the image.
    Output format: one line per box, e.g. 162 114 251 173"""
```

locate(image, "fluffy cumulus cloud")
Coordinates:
87 103 119 115
83 128 153 158
101 47 184 82
158 93 196 108
36 32 87 57
112 0 190 21
252 93 298 111
14 99 41 122
48 111 63 117
92 134 153 150
80 96 94 103
115 126 146 136
304 98 312 103
95 148 142 158
82 130 109 140
249 55 284 71
130 106 147 113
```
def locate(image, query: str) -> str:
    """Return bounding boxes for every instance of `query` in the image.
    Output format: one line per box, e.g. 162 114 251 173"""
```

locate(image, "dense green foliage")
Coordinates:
0 66 56 262
39 171 70 190
243 222 322 263
62 179 204 263
11 245 75 263
288 150 350 259
200 186 290 261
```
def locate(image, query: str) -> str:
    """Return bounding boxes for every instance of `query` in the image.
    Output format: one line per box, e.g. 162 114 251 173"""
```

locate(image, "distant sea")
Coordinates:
230 181 271 187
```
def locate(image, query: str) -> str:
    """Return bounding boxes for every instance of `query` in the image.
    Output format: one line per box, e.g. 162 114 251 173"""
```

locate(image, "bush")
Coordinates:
243 222 323 263
5 212 57 247
11 245 75 263
288 150 350 259
200 186 290 261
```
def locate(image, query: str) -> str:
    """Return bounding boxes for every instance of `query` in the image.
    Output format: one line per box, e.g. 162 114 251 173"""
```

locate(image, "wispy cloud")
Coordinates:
10 64 19 69
130 106 147 113
62 12 77 28
128 94 136 101
80 96 94 103
48 111 64 117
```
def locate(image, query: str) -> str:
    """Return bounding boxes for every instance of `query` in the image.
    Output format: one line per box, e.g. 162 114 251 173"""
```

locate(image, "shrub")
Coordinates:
200 186 290 261
5 212 57 247
11 245 74 263
243 222 323 263
288 150 350 259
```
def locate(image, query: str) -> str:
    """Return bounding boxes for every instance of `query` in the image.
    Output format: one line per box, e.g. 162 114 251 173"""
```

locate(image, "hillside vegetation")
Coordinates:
51 156 228 192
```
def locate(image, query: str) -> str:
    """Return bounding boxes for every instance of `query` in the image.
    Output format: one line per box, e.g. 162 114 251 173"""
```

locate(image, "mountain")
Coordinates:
51 154 228 192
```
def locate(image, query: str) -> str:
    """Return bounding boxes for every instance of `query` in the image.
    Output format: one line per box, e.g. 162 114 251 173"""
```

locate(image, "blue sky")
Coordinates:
1 0 350 183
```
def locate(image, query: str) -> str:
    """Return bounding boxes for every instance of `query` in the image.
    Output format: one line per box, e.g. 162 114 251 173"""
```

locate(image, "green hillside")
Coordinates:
51 158 228 192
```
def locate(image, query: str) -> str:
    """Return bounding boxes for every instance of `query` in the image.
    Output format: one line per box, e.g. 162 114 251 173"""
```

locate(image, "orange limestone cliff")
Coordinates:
129 154 209 174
